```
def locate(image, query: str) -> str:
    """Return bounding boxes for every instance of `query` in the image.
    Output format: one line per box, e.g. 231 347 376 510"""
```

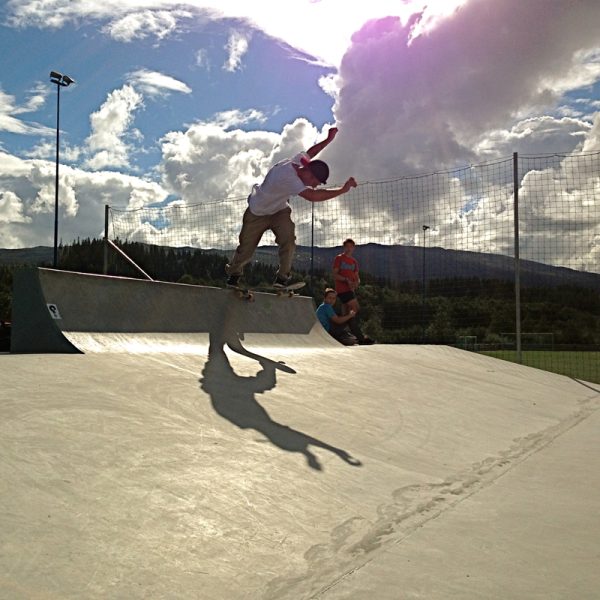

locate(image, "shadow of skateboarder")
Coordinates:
200 327 361 471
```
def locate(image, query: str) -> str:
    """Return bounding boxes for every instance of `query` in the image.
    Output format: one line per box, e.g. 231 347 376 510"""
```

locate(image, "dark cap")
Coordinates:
307 160 329 184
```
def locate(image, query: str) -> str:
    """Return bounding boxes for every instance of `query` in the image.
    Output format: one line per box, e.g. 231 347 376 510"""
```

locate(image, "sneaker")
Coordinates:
358 336 376 345
226 274 240 287
340 334 359 346
273 274 292 288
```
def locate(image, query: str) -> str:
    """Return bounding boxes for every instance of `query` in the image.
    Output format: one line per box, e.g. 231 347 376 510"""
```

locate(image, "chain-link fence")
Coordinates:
107 152 600 383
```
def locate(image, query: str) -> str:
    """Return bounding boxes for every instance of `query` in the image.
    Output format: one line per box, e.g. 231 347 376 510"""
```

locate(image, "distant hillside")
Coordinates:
2 243 599 290
255 243 600 290
0 247 53 266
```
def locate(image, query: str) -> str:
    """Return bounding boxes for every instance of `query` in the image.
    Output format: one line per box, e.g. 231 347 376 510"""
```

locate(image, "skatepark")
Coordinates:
2 268 599 599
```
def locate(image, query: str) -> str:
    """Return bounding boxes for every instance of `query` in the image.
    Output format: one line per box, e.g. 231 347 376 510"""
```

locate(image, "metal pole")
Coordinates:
103 204 109 275
106 239 154 281
53 83 61 268
421 225 430 342
513 152 522 364
310 203 314 292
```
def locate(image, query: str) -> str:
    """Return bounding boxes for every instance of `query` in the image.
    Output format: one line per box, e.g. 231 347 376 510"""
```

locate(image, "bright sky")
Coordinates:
1 0 600 250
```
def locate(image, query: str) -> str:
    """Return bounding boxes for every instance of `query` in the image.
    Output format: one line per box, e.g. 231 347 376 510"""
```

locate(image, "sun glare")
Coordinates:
192 0 468 67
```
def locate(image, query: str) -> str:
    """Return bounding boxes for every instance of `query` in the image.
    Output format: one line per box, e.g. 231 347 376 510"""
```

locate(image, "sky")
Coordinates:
1 0 600 257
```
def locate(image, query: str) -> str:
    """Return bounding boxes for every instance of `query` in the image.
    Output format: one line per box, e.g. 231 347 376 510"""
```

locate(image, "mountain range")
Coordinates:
256 244 600 290
2 244 599 290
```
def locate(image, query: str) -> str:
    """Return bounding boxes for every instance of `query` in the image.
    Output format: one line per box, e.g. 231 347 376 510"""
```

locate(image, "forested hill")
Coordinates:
260 243 600 290
0 246 53 265
1 242 598 290
1 239 599 348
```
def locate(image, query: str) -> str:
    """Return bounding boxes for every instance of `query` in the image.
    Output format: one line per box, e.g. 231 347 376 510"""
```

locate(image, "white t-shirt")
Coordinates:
247 152 309 216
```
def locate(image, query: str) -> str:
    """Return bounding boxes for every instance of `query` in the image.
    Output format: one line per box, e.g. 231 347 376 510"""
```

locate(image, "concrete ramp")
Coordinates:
3 268 600 599
10 268 336 354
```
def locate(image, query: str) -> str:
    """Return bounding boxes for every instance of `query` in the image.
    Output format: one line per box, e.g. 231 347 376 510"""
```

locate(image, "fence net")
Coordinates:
108 151 600 383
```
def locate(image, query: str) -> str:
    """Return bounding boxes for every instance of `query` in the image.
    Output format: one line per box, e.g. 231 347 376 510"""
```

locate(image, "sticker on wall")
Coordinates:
46 304 62 320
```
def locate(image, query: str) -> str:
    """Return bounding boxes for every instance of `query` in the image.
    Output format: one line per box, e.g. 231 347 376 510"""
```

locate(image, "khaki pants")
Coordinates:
226 207 296 277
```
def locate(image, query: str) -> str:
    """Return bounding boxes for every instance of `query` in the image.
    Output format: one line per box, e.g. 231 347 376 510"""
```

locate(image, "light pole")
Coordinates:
49 71 75 268
421 225 430 342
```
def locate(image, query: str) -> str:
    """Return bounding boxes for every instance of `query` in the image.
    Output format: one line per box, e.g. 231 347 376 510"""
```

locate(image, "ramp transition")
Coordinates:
2 343 599 599
4 268 600 599
10 268 336 353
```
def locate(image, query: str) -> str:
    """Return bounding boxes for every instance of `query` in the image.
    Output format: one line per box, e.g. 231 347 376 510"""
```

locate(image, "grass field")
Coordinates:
480 350 600 384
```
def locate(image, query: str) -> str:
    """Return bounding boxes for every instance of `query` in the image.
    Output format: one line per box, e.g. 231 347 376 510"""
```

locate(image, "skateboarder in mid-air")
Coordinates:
226 127 357 289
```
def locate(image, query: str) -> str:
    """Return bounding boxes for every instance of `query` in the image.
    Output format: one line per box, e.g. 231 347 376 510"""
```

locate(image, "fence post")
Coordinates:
103 204 109 275
310 203 315 292
513 152 522 364
421 224 430 342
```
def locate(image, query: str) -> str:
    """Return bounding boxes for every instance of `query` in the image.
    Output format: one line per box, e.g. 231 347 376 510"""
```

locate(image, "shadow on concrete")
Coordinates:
199 328 362 471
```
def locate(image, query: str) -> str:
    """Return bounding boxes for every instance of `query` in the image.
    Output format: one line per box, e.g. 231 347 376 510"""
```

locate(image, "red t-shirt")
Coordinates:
333 253 359 294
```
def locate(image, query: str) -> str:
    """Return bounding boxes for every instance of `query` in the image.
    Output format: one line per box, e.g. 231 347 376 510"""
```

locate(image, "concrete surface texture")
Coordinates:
1 269 599 599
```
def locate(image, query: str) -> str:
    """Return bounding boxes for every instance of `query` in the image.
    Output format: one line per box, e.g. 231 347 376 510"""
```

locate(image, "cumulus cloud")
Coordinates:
12 84 47 115
109 117 326 248
103 9 192 42
104 118 358 249
6 1 194 41
0 87 53 136
211 108 267 129
127 69 192 97
158 116 327 203
84 85 143 170
195 48 210 70
159 119 279 203
318 74 340 100
223 29 251 72
516 121 600 271
0 190 30 224
475 116 593 159
78 72 192 170
3 0 417 66
582 112 600 153
3 0 600 273
0 150 168 248
25 141 82 163
329 0 600 180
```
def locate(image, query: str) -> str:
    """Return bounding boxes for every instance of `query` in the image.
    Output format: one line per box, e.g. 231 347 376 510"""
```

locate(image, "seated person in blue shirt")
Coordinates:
316 288 357 345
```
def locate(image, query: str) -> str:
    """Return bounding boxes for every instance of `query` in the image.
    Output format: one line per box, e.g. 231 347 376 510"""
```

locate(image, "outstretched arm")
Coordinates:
299 177 357 203
331 309 356 325
306 127 338 158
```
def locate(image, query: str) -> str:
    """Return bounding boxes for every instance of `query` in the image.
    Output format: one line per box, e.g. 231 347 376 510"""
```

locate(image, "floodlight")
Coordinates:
49 70 76 267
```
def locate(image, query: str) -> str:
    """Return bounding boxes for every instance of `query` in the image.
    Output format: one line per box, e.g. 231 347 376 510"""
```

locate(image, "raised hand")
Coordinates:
342 177 357 192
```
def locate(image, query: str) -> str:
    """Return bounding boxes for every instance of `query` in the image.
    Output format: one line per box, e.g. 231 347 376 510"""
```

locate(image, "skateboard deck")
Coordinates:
227 282 306 301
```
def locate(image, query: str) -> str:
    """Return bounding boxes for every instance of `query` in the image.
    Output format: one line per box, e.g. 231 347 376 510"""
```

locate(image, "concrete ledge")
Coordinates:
10 268 337 353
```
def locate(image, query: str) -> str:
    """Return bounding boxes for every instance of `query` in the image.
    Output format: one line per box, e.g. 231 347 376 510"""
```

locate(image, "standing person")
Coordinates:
226 127 357 288
316 288 358 346
333 239 374 344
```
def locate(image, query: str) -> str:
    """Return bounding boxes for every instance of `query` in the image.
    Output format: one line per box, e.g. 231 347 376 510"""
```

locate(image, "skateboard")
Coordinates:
227 282 306 301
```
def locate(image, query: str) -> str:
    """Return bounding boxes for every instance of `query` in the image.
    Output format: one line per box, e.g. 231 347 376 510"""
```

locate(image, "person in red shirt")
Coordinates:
332 239 374 344
333 238 360 311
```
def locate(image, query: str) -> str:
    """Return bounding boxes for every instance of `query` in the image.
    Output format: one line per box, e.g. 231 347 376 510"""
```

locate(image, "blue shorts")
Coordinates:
337 290 356 304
